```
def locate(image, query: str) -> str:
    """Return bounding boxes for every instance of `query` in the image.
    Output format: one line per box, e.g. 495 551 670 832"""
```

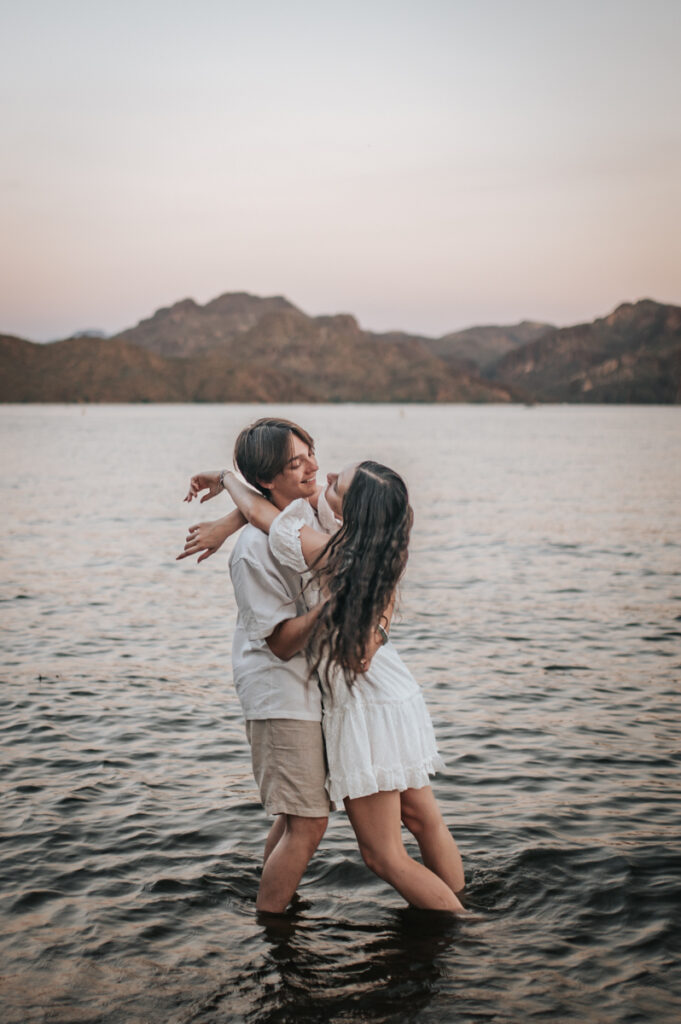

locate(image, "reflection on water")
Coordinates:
179 907 456 1024
1 404 680 1023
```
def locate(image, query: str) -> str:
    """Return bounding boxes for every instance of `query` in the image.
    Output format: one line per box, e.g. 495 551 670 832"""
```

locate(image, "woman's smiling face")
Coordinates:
324 464 357 517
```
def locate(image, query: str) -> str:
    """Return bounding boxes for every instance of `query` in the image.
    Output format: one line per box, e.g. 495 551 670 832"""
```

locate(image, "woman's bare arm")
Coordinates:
297 527 330 569
221 470 330 569
220 471 280 533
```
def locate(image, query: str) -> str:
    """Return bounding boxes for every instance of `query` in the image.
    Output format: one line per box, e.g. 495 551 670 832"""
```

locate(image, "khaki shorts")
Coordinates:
245 718 330 818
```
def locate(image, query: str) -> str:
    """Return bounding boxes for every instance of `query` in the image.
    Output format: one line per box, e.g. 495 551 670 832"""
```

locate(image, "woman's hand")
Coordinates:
184 471 223 503
358 597 395 673
176 510 246 563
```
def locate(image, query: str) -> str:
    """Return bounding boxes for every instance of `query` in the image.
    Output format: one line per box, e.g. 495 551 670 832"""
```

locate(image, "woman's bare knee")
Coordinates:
359 842 408 880
401 796 440 839
401 806 425 837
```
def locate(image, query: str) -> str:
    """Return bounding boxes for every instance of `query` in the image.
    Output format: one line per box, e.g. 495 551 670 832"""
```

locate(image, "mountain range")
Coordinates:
1 293 679 403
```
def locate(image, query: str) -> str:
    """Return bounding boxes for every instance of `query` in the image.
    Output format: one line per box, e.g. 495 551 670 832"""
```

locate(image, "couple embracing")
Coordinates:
179 417 465 915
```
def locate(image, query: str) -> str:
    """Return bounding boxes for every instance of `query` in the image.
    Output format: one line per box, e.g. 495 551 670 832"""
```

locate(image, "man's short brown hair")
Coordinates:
233 418 315 497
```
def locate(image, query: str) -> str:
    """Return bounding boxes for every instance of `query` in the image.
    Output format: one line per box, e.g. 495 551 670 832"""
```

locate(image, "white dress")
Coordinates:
269 498 444 809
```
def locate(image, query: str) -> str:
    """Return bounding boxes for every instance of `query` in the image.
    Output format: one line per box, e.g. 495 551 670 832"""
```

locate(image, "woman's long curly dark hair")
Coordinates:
308 461 413 689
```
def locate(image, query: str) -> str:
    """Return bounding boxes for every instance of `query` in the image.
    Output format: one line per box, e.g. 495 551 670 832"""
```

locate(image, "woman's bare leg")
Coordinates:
400 786 465 894
344 790 464 912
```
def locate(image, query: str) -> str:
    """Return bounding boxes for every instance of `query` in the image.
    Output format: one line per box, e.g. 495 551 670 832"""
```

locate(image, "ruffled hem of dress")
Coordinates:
327 754 445 808
322 687 444 808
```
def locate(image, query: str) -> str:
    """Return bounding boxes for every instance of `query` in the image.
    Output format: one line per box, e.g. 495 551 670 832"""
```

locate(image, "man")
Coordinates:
180 418 328 914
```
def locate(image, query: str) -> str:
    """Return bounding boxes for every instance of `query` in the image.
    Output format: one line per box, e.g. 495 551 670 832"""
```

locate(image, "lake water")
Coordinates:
1 404 680 1023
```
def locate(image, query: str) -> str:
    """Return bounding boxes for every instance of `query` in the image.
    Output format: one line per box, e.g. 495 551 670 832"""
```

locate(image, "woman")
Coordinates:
208 459 466 914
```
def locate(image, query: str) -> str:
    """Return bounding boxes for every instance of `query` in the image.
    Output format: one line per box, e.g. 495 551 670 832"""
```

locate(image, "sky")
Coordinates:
1 0 680 341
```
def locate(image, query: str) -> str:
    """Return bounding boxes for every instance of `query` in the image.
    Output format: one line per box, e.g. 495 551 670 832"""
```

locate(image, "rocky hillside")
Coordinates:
491 300 681 403
185 309 512 402
112 292 299 358
0 302 512 403
423 320 554 372
0 334 187 402
2 294 678 403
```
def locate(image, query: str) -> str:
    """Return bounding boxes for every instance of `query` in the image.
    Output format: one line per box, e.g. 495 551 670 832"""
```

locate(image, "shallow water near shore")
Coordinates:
1 403 680 1023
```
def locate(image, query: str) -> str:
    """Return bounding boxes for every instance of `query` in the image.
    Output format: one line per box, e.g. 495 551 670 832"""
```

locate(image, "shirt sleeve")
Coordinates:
269 498 317 574
230 554 299 642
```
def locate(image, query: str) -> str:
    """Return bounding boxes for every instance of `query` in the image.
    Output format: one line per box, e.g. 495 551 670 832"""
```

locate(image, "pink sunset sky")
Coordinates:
1 0 680 341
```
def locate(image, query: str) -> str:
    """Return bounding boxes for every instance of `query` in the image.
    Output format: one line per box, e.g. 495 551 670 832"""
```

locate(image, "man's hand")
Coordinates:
176 511 246 563
184 471 222 503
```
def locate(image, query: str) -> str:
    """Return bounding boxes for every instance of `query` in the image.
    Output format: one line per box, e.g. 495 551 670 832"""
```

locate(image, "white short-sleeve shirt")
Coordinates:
229 523 322 722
